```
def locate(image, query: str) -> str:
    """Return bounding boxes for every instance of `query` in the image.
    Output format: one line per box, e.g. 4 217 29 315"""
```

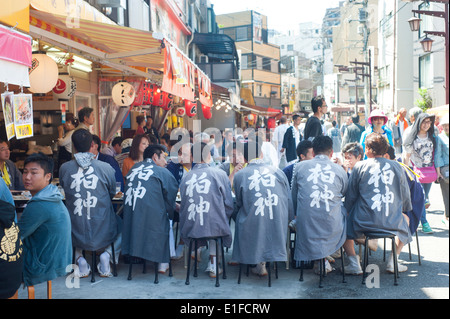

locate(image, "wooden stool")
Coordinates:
27 281 52 299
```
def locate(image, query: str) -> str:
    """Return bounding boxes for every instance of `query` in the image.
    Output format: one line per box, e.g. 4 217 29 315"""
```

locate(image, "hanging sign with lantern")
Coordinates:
184 99 197 117
132 81 156 106
175 106 186 117
52 73 77 100
112 81 136 106
28 52 59 94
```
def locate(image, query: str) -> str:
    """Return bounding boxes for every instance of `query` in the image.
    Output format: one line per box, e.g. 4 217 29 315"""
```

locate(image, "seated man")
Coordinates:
59 129 121 278
91 135 124 192
167 142 195 186
231 140 294 276
291 136 348 274
345 133 412 273
0 139 24 190
17 152 72 287
122 144 178 274
0 178 23 299
282 139 314 187
101 136 123 158
179 142 234 278
218 141 247 187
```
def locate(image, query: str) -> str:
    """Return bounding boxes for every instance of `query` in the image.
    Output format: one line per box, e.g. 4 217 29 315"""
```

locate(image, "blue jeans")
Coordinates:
420 182 432 225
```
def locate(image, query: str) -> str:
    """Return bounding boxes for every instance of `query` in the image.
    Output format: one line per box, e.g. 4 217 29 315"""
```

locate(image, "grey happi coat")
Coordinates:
122 159 178 263
179 163 234 247
345 157 412 245
59 155 121 251
292 155 348 261
231 159 294 264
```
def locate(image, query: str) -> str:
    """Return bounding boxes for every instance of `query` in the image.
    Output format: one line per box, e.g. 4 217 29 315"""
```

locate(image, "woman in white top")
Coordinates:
57 113 77 168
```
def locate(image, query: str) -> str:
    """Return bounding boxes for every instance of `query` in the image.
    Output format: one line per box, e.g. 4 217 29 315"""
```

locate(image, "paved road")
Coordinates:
16 183 448 302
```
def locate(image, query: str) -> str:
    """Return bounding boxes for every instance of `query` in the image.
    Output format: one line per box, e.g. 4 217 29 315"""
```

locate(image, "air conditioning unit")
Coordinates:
199 55 209 63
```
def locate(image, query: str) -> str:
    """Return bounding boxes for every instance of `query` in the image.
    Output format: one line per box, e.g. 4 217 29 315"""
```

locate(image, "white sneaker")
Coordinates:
205 257 222 278
386 255 408 273
251 262 268 276
158 263 170 274
345 255 363 275
314 259 334 275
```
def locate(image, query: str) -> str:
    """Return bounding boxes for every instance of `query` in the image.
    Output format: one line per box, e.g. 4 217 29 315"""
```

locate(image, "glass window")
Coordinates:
236 27 249 41
419 54 432 88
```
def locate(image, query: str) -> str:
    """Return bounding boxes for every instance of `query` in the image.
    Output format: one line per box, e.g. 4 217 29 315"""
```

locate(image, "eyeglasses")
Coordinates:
422 120 432 125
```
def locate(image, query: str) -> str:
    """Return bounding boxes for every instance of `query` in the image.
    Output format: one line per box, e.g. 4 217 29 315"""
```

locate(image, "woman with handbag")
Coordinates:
403 113 438 234
435 113 449 224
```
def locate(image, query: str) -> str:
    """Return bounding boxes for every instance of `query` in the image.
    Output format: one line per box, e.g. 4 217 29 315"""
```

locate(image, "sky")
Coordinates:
210 0 343 33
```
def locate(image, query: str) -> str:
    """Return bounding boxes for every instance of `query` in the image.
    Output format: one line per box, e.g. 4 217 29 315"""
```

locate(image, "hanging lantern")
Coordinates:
28 52 59 94
52 73 77 100
201 103 212 120
184 100 197 117
248 114 254 121
161 92 174 111
267 118 276 129
112 81 136 106
175 106 186 117
179 117 184 128
244 116 249 122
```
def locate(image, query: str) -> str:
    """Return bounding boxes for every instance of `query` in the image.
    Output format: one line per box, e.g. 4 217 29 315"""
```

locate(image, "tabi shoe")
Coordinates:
158 263 170 274
250 262 268 276
345 255 363 275
75 257 91 278
97 252 113 278
386 254 408 273
421 222 434 234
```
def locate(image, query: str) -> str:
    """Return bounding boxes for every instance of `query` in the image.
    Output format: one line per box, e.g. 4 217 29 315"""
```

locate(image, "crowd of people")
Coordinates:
0 102 448 298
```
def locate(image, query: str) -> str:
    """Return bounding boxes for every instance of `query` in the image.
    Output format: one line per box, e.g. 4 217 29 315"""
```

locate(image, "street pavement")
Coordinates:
15 183 448 302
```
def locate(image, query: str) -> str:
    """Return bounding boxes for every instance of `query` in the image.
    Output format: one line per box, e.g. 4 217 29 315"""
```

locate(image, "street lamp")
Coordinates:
420 35 434 52
403 0 449 104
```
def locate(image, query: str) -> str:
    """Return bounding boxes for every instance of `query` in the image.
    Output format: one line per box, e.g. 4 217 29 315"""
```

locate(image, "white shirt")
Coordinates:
273 123 289 157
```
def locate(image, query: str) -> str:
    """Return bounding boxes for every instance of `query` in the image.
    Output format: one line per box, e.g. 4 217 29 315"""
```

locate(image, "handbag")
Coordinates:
412 162 438 184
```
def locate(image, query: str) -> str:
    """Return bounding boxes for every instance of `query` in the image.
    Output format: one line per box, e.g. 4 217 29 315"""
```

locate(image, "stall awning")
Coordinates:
0 24 32 86
240 103 283 117
28 9 211 102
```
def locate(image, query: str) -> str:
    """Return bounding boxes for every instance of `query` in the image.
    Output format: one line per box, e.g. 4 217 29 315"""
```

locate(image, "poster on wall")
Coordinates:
1 92 15 140
13 94 34 139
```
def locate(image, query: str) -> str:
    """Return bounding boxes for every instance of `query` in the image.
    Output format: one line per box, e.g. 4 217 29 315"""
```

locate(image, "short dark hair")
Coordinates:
24 152 53 181
191 142 211 163
147 134 158 144
312 135 333 155
365 133 389 156
78 107 93 123
72 129 93 153
136 115 145 125
352 114 360 124
161 133 170 144
342 142 364 159
386 145 396 160
311 95 325 113
292 114 300 121
144 144 165 160
243 140 262 162
111 136 124 147
92 135 101 152
296 139 313 159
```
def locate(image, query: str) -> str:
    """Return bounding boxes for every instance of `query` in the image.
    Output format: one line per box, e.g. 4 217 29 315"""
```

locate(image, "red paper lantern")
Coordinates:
201 103 212 120
153 90 173 111
184 100 197 117
267 118 276 129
